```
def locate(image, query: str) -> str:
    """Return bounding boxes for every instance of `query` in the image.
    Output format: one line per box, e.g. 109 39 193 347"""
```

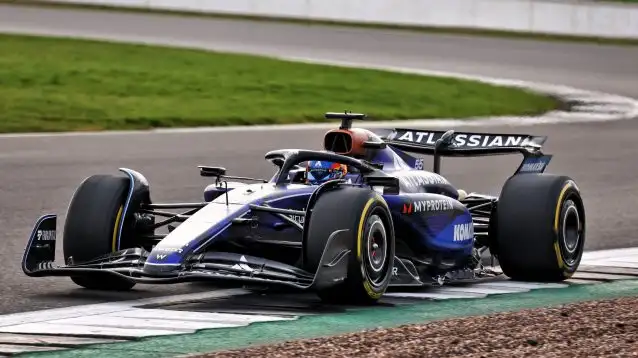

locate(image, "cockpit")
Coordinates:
283 159 362 186
280 113 388 186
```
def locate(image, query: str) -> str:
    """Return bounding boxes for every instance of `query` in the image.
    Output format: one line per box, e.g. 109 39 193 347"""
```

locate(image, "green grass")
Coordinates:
0 34 559 133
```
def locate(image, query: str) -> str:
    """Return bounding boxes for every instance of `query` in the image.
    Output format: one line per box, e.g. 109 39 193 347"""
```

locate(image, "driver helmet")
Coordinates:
305 160 348 185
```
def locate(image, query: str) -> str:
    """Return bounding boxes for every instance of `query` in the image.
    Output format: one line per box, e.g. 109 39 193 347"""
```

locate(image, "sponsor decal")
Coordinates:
520 162 546 173
392 130 541 149
517 155 552 174
288 214 305 225
399 172 448 188
402 198 455 214
156 254 167 260
283 207 306 224
402 202 413 214
395 131 437 144
154 242 190 255
155 247 184 254
231 255 253 272
453 222 474 242
36 229 55 241
414 158 424 170
414 198 454 212
452 134 532 148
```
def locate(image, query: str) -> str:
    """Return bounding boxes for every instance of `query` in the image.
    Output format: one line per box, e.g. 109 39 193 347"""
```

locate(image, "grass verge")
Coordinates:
3 0 638 47
0 33 559 133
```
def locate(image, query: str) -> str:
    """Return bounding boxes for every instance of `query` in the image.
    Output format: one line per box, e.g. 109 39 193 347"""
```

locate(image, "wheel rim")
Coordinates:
363 211 391 287
561 198 584 266
366 214 387 274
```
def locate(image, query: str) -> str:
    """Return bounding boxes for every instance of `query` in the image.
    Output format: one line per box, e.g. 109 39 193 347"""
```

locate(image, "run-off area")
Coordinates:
0 249 637 357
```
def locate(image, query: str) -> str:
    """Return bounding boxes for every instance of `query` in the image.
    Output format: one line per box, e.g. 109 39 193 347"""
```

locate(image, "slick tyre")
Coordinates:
493 174 585 282
304 186 395 305
63 174 136 291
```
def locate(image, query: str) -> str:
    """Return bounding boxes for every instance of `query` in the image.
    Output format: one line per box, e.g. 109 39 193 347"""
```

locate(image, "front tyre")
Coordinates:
494 174 585 282
63 174 137 291
304 186 395 305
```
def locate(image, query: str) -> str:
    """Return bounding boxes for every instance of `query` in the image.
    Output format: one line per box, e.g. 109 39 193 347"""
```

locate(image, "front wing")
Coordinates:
22 215 426 290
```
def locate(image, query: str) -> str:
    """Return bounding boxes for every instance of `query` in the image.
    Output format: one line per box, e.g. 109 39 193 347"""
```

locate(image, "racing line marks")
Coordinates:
0 344 66 355
0 323 182 338
102 308 290 324
0 333 126 355
0 249 638 355
0 333 121 346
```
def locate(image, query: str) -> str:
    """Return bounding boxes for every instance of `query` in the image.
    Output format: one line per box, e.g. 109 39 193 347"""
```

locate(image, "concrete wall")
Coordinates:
41 0 638 39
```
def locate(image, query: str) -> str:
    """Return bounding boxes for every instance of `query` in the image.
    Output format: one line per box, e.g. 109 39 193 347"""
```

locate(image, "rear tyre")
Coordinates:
304 186 395 305
493 174 585 282
63 174 136 291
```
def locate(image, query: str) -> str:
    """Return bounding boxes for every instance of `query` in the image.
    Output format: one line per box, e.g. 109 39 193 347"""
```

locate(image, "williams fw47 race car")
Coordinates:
22 112 586 305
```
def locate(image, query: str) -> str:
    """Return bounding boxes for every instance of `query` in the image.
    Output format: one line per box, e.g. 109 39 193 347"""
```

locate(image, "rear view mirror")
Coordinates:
198 166 226 178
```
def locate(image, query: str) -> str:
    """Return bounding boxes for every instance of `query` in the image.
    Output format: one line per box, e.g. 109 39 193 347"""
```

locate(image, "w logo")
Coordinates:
402 203 413 214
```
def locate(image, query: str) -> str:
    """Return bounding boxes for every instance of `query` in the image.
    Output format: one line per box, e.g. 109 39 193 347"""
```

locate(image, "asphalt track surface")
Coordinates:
0 4 637 315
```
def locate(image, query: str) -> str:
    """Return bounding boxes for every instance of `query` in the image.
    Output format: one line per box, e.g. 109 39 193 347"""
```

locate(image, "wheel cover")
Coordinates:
366 215 387 274
363 210 391 288
560 197 584 267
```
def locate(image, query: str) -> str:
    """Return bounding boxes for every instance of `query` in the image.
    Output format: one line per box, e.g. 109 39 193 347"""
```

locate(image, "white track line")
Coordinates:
582 247 638 261
383 291 487 299
0 334 122 345
0 344 67 354
472 282 569 290
0 323 189 338
0 288 250 327
0 288 297 341
572 272 638 280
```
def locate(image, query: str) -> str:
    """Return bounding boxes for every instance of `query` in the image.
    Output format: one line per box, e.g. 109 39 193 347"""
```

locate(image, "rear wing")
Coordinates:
383 128 547 156
381 128 552 175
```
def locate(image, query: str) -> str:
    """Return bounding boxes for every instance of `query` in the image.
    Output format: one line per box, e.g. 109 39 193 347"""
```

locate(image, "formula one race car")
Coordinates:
22 112 586 305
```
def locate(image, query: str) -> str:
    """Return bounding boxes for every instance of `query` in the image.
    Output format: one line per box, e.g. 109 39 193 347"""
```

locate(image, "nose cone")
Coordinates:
141 196 250 275
142 260 182 276
143 245 191 275
142 218 214 275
